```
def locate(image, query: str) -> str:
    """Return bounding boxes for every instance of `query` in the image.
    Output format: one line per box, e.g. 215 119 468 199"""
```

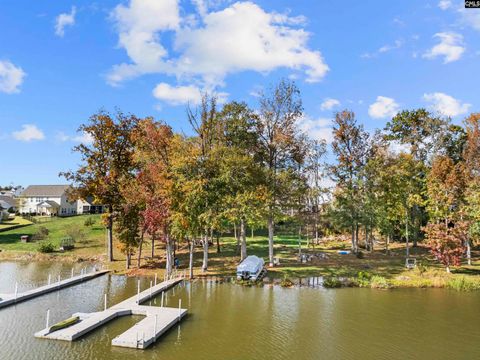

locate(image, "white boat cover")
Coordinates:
237 255 264 274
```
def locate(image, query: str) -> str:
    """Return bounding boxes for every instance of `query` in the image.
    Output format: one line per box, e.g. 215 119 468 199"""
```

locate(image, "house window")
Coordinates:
61 208 66 214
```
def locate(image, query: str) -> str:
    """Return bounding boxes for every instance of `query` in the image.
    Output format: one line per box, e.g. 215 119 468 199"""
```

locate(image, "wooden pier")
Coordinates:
0 269 109 309
35 276 187 349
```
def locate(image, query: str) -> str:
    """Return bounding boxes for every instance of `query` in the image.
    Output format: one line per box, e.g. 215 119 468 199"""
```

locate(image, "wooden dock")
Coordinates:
35 277 187 349
0 269 109 309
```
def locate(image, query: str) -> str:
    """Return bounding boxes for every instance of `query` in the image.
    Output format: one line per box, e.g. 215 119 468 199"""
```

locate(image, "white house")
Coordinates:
18 185 103 216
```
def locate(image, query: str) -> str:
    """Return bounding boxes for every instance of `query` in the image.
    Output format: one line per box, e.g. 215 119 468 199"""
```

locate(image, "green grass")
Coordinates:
0 214 105 255
0 216 32 231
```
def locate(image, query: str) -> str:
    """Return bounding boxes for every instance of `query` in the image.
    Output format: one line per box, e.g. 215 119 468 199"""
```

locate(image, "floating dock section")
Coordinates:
35 277 187 349
0 269 109 309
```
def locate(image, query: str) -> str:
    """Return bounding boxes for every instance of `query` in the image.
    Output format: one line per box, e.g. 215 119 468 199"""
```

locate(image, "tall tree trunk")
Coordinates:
364 225 369 251
405 210 410 258
251 227 254 239
216 233 221 253
165 233 173 276
386 234 390 254
151 234 155 259
126 250 131 269
137 231 144 269
240 218 247 261
189 240 194 279
202 230 208 272
107 206 114 262
351 225 356 253
268 213 274 266
466 238 472 266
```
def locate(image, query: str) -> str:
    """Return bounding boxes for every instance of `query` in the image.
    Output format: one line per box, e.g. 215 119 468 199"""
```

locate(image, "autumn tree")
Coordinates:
256 79 306 266
61 110 138 261
330 110 370 253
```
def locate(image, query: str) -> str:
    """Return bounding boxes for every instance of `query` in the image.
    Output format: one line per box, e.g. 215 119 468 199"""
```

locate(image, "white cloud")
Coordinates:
55 6 77 37
459 7 480 31
422 32 465 63
57 131 94 144
0 60 26 94
438 0 452 10
12 124 45 142
298 116 333 143
368 96 400 119
423 92 471 117
152 82 202 105
108 1 329 87
320 98 340 111
361 39 403 58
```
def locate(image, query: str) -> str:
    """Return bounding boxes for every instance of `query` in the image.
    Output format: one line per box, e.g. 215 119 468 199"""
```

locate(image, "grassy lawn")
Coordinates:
1 215 479 289
0 214 106 258
0 216 32 231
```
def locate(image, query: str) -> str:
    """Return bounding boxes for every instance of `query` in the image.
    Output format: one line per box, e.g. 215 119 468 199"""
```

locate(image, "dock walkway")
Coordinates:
0 269 109 309
35 277 187 349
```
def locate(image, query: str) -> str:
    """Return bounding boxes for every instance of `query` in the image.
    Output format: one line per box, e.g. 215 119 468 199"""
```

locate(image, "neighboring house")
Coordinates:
0 196 16 211
18 185 103 216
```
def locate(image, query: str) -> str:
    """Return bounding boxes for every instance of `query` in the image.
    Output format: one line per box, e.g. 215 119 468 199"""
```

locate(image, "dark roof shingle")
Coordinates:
21 185 71 197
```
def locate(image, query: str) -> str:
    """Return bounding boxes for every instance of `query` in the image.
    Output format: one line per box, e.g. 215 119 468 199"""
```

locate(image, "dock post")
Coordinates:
178 299 182 321
57 275 61 288
153 315 158 340
46 309 50 329
48 274 51 285
149 281 153 299
104 294 107 311
161 292 164 307
154 273 157 286
71 268 74 278
14 282 18 301
137 279 140 304
136 332 139 349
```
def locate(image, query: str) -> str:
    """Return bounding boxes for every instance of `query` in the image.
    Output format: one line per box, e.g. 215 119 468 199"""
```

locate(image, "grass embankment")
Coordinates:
0 216 32 232
0 216 479 290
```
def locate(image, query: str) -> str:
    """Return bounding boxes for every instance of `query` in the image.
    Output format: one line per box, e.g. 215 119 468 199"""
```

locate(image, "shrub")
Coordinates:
32 226 49 241
66 225 86 243
84 217 95 227
38 242 55 253
356 271 372 287
370 275 390 289
447 276 480 291
280 275 294 288
323 276 342 288
356 251 364 259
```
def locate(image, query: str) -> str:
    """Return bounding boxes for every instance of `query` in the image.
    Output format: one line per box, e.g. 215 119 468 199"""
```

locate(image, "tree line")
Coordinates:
62 79 480 274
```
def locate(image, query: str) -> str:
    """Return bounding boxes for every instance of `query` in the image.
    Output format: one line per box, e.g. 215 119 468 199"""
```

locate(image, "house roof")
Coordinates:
21 185 71 197
37 200 60 208
0 195 15 208
0 200 11 210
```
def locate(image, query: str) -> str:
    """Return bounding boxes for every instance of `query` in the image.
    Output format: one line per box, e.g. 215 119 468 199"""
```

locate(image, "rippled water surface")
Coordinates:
1 261 480 360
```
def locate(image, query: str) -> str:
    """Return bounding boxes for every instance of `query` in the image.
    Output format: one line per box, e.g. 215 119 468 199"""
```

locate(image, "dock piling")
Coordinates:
178 299 181 321
137 279 140 304
14 282 18 301
104 294 107 311
154 273 157 286
48 274 51 285
161 292 164 307
45 309 50 329
71 268 74 278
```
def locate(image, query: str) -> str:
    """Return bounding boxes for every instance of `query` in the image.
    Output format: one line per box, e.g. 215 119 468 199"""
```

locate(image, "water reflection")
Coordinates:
1 261 480 360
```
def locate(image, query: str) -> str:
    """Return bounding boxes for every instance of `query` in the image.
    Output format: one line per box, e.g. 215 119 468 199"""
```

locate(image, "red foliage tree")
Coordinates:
424 222 468 272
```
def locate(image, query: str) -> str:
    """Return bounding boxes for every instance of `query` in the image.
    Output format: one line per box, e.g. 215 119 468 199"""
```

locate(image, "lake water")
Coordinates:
0 261 479 360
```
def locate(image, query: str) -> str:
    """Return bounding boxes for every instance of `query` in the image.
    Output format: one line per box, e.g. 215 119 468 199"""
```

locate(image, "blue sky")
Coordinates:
0 0 479 186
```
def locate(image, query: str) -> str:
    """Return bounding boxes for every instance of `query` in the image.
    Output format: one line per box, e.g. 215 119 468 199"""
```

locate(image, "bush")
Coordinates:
38 242 55 253
32 226 49 241
84 217 95 227
66 225 86 243
370 275 390 289
280 275 294 288
356 251 364 259
356 271 372 287
323 276 342 288
447 276 480 291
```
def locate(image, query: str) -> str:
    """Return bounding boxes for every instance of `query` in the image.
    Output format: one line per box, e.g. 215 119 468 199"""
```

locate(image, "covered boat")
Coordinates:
236 255 265 281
